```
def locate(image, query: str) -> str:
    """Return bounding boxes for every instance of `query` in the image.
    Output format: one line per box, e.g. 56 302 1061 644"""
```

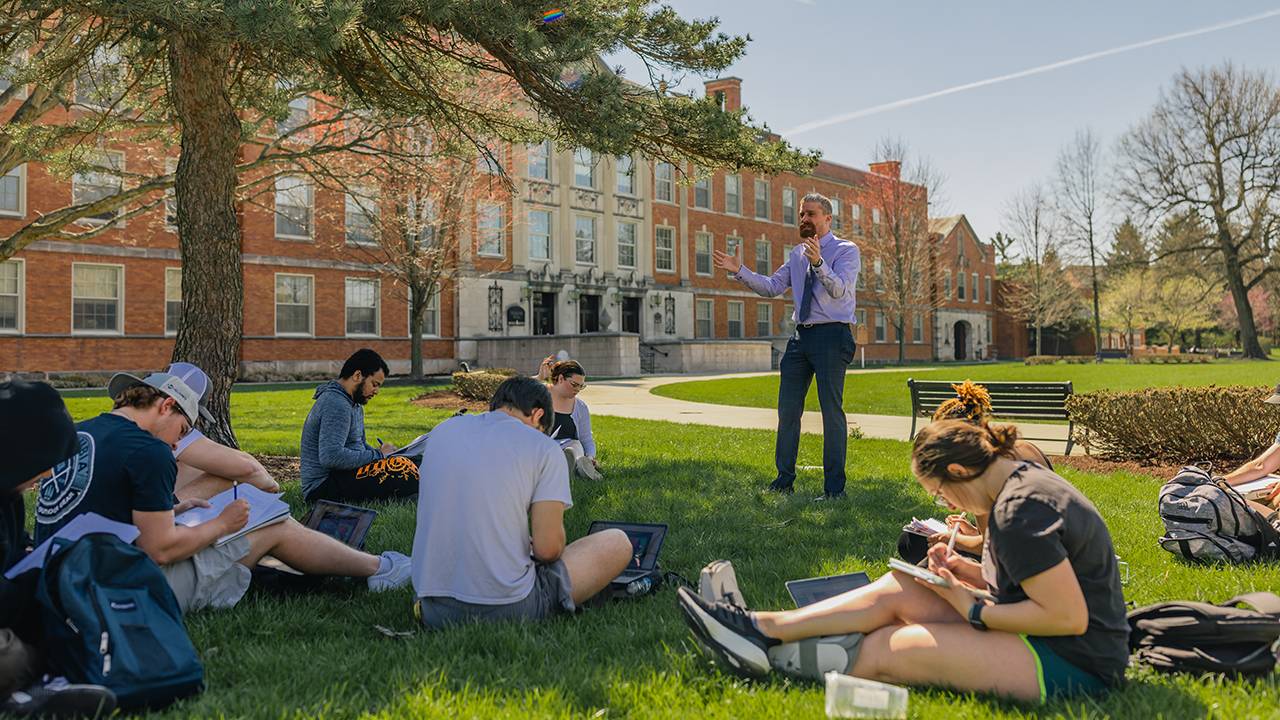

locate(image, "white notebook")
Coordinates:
1233 475 1280 500
175 484 291 546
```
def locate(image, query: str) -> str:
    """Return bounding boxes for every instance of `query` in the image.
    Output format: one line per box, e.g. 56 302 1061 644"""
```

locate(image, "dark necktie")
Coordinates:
797 264 817 323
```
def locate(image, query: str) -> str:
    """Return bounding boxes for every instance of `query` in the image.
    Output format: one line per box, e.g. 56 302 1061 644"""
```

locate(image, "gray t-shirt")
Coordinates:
411 411 572 604
982 462 1129 686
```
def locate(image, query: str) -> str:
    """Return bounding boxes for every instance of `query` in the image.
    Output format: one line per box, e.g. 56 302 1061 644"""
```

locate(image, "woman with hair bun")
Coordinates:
677 419 1129 703
535 355 602 481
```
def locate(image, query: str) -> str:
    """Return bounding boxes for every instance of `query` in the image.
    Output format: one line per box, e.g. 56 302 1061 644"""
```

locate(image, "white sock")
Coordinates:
374 554 391 576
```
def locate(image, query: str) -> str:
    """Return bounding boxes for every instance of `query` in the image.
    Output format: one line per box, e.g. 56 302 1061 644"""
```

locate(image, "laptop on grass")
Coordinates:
587 521 667 594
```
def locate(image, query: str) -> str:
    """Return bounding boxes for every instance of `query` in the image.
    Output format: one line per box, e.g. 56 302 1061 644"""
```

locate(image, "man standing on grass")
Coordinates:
713 193 860 500
300 348 419 503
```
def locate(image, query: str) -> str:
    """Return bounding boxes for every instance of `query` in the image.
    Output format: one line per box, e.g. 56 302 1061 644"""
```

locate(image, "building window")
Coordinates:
574 215 596 264
985 275 992 303
163 159 177 230
275 81 310 136
874 310 885 342
529 209 552 261
754 178 770 220
726 236 741 266
943 270 952 299
856 308 866 328
344 185 379 246
695 232 712 275
164 267 181 335
573 148 596 189
851 203 862 234
527 140 551 181
477 202 504 257
874 257 883 291
0 260 22 332
972 272 980 303
274 274 313 336
655 226 675 272
694 175 711 209
727 301 743 338
422 291 440 337
71 263 123 334
755 240 771 275
655 162 674 202
476 145 502 175
782 188 796 225
72 151 124 225
986 319 993 344
830 197 842 231
0 165 24 217
725 174 741 215
345 278 379 336
957 269 966 300
616 155 635 195
913 312 924 344
695 299 713 338
75 46 122 109
756 302 772 337
411 194 437 246
872 207 881 227
274 175 313 239
617 221 637 268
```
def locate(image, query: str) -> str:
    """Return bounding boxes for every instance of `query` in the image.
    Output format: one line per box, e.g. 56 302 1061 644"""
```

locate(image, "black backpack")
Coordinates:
1127 591 1280 677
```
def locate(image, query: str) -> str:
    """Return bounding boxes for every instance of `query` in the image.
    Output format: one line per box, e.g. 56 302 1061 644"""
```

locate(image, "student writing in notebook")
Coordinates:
35 372 411 614
535 357 602 481
1221 382 1280 513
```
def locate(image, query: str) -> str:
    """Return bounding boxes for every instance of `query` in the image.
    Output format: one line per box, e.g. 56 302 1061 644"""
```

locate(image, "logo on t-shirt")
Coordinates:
38 431 95 525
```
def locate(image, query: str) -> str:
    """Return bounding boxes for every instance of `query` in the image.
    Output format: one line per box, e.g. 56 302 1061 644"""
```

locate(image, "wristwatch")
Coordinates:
968 601 988 632
812 258 824 268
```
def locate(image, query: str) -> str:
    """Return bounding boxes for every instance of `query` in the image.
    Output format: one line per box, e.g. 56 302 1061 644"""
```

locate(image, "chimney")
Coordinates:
705 77 742 112
869 160 901 180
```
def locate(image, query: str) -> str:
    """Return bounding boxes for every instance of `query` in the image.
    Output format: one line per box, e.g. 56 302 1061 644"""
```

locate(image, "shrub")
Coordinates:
1066 385 1280 465
451 371 515 401
1024 355 1059 366
1062 355 1094 364
483 368 519 377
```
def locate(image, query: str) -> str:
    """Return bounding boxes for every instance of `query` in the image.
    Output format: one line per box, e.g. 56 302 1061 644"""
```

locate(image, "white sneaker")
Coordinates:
767 634 864 681
575 456 604 481
699 560 745 607
367 551 411 592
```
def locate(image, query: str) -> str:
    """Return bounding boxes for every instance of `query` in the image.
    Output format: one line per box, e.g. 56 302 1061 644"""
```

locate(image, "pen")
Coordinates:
946 523 960 555
377 437 385 446
233 480 238 500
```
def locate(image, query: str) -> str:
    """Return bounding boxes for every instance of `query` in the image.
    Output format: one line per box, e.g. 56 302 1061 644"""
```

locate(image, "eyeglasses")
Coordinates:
567 379 587 391
931 484 951 508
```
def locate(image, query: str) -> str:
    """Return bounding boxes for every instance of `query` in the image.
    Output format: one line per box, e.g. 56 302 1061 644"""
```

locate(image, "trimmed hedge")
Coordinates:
451 368 519 401
1024 355 1060 365
1067 385 1280 465
1132 353 1212 364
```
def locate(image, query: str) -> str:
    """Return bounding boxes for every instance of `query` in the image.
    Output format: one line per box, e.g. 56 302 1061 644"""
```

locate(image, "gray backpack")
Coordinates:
1158 466 1280 563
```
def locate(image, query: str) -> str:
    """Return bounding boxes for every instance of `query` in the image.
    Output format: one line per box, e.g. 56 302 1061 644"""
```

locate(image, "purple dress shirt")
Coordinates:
734 232 861 325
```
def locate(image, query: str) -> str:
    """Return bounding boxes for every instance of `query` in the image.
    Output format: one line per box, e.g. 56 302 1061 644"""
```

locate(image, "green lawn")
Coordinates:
50 387 1280 718
652 359 1280 417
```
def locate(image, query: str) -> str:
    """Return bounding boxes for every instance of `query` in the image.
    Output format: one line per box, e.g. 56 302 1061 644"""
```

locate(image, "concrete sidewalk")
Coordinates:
585 370 1078 455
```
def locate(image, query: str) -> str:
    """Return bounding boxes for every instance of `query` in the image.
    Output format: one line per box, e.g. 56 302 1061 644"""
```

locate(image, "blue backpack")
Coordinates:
35 533 204 710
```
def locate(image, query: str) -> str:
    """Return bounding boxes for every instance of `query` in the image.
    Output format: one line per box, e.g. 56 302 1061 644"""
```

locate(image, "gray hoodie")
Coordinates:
300 380 381 498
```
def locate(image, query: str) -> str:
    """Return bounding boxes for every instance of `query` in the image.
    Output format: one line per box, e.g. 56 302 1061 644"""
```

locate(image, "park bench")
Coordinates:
907 379 1075 454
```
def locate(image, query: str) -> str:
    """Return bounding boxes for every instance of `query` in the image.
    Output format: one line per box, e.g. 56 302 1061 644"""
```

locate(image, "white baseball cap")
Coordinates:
166 362 210 400
108 372 212 425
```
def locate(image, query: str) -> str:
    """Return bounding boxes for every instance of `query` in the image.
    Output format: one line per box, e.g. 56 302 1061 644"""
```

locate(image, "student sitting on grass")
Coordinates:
899 381 1054 564
1222 382 1280 515
161 362 279 501
410 376 632 629
678 419 1129 703
36 372 410 614
300 349 418 503
536 356 602 481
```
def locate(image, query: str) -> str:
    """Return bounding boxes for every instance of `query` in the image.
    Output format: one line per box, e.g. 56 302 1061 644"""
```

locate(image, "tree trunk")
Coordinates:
1088 235 1103 362
897 320 906 364
168 33 243 447
1217 224 1268 359
1034 323 1043 356
409 287 425 380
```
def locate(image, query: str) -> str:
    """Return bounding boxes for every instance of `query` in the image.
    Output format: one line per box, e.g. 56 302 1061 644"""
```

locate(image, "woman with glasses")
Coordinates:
678 419 1128 703
536 357 602 481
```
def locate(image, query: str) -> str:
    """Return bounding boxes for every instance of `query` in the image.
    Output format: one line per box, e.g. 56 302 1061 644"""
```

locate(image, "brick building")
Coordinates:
928 215 998 360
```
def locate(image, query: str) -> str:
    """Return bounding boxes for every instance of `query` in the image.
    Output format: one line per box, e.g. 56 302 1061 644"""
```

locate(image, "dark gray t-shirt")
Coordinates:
982 462 1129 686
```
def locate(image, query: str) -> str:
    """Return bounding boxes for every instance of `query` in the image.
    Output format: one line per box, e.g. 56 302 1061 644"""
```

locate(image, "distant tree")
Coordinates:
1055 128 1106 361
1100 269 1152 358
1217 287 1277 343
1117 62 1280 360
1106 217 1149 271
989 231 1017 269
1002 184 1084 355
1147 272 1217 351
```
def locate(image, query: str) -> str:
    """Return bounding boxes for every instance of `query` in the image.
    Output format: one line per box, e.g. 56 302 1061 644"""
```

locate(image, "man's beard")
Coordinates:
799 224 816 239
353 384 371 405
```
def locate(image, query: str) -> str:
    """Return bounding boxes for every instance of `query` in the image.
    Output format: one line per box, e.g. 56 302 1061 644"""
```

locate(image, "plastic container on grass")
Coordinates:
824 672 908 719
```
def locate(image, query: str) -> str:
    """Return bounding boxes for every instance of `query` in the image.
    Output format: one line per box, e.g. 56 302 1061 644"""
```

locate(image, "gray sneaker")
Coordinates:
367 551 411 592
3 676 116 718
575 456 603 481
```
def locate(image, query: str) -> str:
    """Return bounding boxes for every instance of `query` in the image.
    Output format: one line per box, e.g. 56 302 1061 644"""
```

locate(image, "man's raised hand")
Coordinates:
713 248 742 274
803 237 822 266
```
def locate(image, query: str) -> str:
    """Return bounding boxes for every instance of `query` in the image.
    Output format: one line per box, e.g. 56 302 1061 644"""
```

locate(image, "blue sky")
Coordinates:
611 1 1280 249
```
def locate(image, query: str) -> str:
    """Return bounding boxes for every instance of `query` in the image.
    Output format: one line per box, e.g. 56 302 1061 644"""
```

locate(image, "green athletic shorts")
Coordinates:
1021 635 1109 703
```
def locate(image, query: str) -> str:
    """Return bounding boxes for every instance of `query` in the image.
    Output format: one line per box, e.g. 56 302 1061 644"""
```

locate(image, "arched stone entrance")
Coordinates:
954 320 971 361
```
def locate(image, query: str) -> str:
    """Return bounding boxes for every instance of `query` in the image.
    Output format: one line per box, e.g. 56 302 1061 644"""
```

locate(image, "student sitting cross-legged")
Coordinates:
678 419 1129 704
535 356 602 481
36 372 411 614
410 376 633 629
300 349 418 504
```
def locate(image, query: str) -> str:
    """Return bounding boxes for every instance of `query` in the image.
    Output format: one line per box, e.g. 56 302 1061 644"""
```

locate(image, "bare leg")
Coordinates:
239 519 380 577
854 623 1041 703
174 468 233 502
754 570 962 642
559 528 632 604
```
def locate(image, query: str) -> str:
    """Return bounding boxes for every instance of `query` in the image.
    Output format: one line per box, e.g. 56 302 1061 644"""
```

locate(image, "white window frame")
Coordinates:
529 209 553 261
71 262 124 336
782 187 796 225
0 164 26 218
913 312 924 344
274 273 314 337
756 302 772 337
616 220 637 269
726 236 742 266
421 289 441 338
856 308 867 328
574 214 597 265
72 151 125 227
527 140 552 181
344 277 380 338
943 270 952 299
985 275 993 304
164 267 181 336
655 162 674 203
275 80 310 136
694 299 713 338
872 207 882 226
727 301 744 339
344 184 380 247
830 197 843 231
972 272 980 304
694 175 711 209
874 310 886 343
0 259 24 334
655 225 675 273
725 174 741 215
477 202 505 258
695 231 713 276
616 155 635 196
274 175 313 240
874 257 883 291
754 178 770 220
573 148 596 189
957 268 967 300
851 203 862 234
754 239 771 275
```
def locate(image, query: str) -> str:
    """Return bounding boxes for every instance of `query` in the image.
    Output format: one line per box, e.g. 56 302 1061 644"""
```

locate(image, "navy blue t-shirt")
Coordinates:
35 413 177 542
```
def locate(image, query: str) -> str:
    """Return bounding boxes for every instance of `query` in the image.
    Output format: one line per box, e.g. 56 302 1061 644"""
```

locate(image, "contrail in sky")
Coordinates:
783 8 1280 137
